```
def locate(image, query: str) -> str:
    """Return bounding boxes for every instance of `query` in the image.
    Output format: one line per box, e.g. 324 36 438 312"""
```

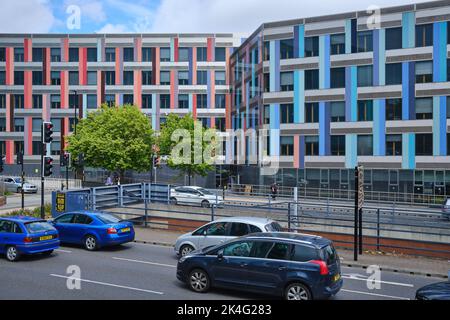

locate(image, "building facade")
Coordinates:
229 1 450 196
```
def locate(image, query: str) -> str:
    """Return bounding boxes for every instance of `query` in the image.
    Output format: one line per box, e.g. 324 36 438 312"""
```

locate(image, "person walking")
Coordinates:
271 182 278 200
105 175 113 186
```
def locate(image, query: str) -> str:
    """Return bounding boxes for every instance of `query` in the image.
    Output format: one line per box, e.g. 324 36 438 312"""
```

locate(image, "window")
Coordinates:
73 214 93 225
105 71 115 85
69 48 79 62
14 118 24 132
197 70 207 85
142 71 152 85
215 94 225 109
32 141 42 155
51 141 61 156
281 136 294 156
215 71 226 85
123 71 134 85
197 47 207 62
215 118 225 132
13 94 24 109
160 94 170 108
215 47 226 61
357 65 373 87
142 47 152 62
32 95 42 109
0 71 5 85
415 98 433 119
0 118 6 132
87 95 97 109
142 94 152 109
357 135 373 156
160 71 170 85
122 47 133 62
264 41 270 61
51 48 61 62
330 67 345 88
32 48 43 62
223 241 253 257
205 222 228 236
305 69 319 90
385 27 402 50
448 58 450 82
263 105 270 124
178 47 189 62
386 99 402 120
50 94 60 109
448 97 450 119
69 94 80 108
416 24 433 47
160 47 170 62
14 141 24 155
331 33 345 55
291 245 320 262
386 134 402 156
123 94 133 105
415 134 433 156
229 223 249 237
87 48 97 62
0 48 5 61
305 136 319 156
105 48 115 62
358 100 373 121
178 71 189 85
87 71 97 85
415 61 433 83
0 95 5 109
357 31 373 52
263 73 270 92
280 104 293 123
69 71 79 85
50 118 61 132
280 72 293 91
14 71 24 85
14 48 24 62
197 94 207 108
31 71 43 85
386 63 402 85
331 135 346 156
305 36 319 57
105 94 115 107
267 242 290 260
305 103 319 123
280 39 294 59
331 101 345 122
51 71 60 85
178 94 189 109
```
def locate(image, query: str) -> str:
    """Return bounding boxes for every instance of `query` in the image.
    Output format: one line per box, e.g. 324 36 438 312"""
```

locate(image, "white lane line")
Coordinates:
341 275 414 288
340 289 410 300
49 274 164 295
112 257 177 268
55 249 72 253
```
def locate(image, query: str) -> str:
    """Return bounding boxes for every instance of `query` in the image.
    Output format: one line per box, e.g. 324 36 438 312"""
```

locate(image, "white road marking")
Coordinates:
112 257 176 268
340 289 410 300
342 274 414 287
55 249 72 253
49 274 164 295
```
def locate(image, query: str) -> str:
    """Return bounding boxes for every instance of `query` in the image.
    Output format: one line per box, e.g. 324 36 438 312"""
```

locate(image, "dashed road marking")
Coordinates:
112 257 176 268
342 274 414 287
340 289 410 300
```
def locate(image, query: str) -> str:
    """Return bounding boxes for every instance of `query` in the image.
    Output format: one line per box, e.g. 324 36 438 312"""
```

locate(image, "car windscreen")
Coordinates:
25 221 56 234
319 244 338 265
96 213 122 224
265 222 283 232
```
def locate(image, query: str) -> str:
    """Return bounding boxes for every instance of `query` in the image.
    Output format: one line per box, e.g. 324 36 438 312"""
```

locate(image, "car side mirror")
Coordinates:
217 250 224 260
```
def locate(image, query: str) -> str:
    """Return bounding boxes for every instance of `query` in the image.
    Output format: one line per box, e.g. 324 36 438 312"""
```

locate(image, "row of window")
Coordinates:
0 46 227 63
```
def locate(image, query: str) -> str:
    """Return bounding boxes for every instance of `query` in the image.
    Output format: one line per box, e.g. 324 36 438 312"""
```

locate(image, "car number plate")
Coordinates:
39 235 53 241
121 228 130 233
333 274 341 282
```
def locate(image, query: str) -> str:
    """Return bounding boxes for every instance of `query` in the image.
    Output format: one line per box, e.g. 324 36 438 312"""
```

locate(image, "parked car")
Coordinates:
50 211 135 251
0 216 59 262
442 198 450 219
177 232 342 300
2 177 38 193
170 186 224 208
174 217 283 257
416 281 450 300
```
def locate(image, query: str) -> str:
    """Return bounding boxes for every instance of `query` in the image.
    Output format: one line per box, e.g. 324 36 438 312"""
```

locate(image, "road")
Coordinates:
0 242 441 300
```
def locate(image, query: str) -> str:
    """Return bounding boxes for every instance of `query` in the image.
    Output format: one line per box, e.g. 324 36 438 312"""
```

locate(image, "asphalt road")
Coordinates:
0 242 442 300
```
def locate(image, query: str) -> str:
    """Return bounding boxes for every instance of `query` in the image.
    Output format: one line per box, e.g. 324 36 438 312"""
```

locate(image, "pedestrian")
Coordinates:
271 182 278 200
105 175 113 186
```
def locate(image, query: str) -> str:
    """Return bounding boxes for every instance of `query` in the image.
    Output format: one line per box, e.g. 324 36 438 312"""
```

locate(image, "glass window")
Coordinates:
358 100 373 121
223 241 253 257
142 71 152 85
357 65 373 87
32 95 42 109
0 71 4 85
32 118 41 132
357 135 373 156
178 47 189 62
69 48 79 62
305 103 319 123
331 102 345 122
32 71 43 85
32 48 43 62
280 39 294 59
280 72 294 91
197 47 207 62
305 136 319 156
267 242 290 260
142 47 152 62
87 71 97 85
178 71 189 85
105 48 115 62
51 141 61 156
264 41 270 61
385 63 402 85
385 27 402 50
415 134 433 156
14 141 24 155
13 94 24 109
160 71 170 85
160 94 170 109
197 94 207 108
448 58 450 82
14 118 24 132
357 31 373 52
87 94 97 109
14 71 24 85
416 24 433 47
178 94 189 109
50 95 60 109
331 135 346 156
197 70 207 85
291 245 319 262
123 71 134 85
229 223 249 237
51 48 61 62
51 71 60 85
32 141 42 155
14 48 24 62
0 95 5 109
215 118 225 132
105 94 115 107
50 118 61 132
330 67 345 88
123 94 133 105
415 98 433 119
215 94 225 109
305 36 319 57
105 71 115 85
215 71 226 85
415 61 433 83
215 47 226 61
386 134 402 156
160 47 170 62
281 136 294 156
330 34 345 55
0 118 6 132
87 48 97 62
0 48 6 61
69 71 79 85
447 97 450 119
142 94 152 109
386 98 402 120
123 47 134 62
205 222 228 236
280 104 293 123
305 69 319 90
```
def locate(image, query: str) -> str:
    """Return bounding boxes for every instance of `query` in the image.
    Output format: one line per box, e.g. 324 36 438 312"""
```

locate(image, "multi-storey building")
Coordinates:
0 33 240 175
230 1 450 197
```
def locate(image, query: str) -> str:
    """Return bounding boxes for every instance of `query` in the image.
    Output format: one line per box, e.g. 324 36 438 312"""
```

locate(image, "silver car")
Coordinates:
174 216 283 257
2 177 38 193
170 186 224 208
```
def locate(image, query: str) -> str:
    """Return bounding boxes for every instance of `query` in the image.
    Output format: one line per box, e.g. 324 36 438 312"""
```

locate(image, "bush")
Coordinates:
4 204 52 219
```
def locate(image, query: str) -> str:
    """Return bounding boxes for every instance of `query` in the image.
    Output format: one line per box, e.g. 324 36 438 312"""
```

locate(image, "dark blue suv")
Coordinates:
177 232 342 300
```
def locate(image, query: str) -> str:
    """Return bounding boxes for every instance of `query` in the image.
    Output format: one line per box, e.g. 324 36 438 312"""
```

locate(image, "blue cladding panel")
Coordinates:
433 22 448 82
294 70 305 123
402 133 415 169
294 25 305 58
270 104 280 156
402 12 415 48
373 99 386 156
373 29 386 86
345 20 352 54
269 41 280 92
402 62 415 120
345 66 357 122
319 102 330 156
319 35 330 89
433 96 447 156
345 134 357 168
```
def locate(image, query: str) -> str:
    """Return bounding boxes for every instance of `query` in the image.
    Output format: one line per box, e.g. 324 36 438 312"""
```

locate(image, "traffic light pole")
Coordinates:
21 160 24 210
66 165 69 191
40 126 45 219
353 166 359 262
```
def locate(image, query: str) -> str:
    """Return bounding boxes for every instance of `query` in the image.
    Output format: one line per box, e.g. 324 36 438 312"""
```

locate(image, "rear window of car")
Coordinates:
291 244 319 262
319 244 338 265
265 222 283 232
96 213 122 224
25 221 55 234
445 199 450 206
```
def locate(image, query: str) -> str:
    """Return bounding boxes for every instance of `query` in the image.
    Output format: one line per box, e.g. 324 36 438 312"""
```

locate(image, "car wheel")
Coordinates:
5 246 20 262
180 244 194 257
201 200 210 208
42 250 54 256
170 197 178 205
84 235 98 251
188 269 210 293
285 283 312 301
16 187 22 193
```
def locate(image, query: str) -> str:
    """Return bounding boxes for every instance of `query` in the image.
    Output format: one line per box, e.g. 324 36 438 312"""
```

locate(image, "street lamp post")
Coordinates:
70 90 79 180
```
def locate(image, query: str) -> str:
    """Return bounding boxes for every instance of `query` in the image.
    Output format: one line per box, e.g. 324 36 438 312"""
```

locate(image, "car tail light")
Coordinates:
23 237 33 243
310 260 329 275
54 234 59 239
107 228 117 234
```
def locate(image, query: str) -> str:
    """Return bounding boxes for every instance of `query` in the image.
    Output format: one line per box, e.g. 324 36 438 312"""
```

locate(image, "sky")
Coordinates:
0 0 436 35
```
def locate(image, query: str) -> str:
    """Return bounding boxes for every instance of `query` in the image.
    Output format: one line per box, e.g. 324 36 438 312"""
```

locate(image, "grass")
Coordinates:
4 203 53 219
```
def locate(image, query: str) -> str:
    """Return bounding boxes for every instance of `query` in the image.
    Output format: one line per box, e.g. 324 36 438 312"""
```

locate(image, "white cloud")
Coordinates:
0 0 55 33
96 23 129 34
63 0 107 23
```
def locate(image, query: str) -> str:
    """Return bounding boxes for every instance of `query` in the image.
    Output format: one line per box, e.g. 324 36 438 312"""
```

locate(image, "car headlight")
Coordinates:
178 256 188 264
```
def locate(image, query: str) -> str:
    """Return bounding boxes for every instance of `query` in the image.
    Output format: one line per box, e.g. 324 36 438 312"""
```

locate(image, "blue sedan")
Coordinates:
0 216 60 262
51 211 135 251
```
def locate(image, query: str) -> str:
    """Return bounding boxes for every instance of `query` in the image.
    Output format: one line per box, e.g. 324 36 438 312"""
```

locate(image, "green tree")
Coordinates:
158 113 218 185
67 104 155 181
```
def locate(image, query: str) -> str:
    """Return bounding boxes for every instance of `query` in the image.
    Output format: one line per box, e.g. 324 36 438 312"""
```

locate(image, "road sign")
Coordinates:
55 192 66 213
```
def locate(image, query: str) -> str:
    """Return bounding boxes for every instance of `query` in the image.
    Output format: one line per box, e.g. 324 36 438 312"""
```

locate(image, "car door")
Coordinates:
53 214 75 243
175 188 190 205
0 221 23 253
197 221 231 249
68 214 92 244
4 178 15 192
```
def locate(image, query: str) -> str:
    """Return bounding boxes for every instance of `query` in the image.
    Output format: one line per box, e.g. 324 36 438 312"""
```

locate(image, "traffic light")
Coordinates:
60 152 70 167
0 155 4 173
153 156 160 167
78 153 84 166
17 151 23 165
43 122 54 143
43 156 53 176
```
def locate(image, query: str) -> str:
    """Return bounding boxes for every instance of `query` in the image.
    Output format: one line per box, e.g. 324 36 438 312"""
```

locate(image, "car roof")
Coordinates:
242 232 331 248
0 216 41 223
63 210 110 216
213 216 274 226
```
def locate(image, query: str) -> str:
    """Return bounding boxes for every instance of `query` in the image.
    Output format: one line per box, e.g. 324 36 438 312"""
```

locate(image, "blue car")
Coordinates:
0 216 60 262
51 211 135 251
177 232 343 300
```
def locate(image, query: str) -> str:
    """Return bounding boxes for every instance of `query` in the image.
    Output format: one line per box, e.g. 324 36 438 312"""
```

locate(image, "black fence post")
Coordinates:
287 202 291 232
377 208 380 251
211 204 215 222
144 198 148 228
353 166 358 262
359 208 363 255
